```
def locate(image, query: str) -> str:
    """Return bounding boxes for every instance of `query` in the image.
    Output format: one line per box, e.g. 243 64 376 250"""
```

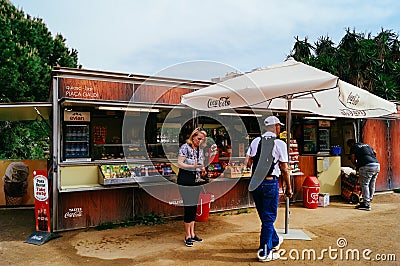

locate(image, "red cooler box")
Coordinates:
302 176 320 209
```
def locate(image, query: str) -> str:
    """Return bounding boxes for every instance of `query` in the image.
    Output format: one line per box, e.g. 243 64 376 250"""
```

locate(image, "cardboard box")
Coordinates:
318 193 330 207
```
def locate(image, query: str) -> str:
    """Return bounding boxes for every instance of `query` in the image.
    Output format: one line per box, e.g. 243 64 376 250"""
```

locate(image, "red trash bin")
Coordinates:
302 176 320 209
196 192 212 222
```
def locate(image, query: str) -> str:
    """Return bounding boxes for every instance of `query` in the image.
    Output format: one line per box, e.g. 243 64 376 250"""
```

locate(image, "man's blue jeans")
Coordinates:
251 178 280 255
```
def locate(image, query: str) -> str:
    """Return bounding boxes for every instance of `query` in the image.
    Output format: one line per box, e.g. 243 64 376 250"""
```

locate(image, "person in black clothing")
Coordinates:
177 128 207 247
347 139 380 211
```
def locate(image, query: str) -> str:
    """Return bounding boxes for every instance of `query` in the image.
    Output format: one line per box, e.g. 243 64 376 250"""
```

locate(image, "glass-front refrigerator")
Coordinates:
302 120 317 154
318 120 331 154
63 110 91 161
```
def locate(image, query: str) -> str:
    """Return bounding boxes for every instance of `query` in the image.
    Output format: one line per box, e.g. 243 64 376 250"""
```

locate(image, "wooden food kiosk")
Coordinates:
0 67 391 232
51 67 271 231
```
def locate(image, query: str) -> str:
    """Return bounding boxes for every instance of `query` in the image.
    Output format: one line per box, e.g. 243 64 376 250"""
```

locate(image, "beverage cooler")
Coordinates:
63 110 91 161
302 119 331 154
302 120 318 153
317 120 331 154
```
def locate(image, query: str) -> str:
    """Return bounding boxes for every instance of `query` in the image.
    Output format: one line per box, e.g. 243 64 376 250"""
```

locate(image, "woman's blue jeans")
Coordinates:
251 178 280 255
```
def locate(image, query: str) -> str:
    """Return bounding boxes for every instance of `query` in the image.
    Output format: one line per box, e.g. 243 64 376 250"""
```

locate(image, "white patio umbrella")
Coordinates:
181 58 397 237
181 58 396 117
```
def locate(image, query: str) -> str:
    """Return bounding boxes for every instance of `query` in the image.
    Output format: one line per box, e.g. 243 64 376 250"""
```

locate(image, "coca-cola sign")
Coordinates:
64 207 83 219
340 109 367 117
207 97 231 109
346 92 360 106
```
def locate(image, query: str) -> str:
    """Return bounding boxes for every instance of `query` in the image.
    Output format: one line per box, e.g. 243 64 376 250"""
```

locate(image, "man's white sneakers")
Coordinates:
272 235 284 251
257 249 280 262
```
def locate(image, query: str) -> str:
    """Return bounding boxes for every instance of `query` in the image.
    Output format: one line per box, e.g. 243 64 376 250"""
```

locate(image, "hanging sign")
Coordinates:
63 110 91 122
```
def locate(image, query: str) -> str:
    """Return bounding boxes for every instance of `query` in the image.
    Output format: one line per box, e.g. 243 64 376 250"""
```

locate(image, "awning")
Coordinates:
0 102 52 121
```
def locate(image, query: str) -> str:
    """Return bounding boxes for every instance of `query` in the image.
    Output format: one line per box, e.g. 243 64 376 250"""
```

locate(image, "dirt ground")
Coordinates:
0 192 399 265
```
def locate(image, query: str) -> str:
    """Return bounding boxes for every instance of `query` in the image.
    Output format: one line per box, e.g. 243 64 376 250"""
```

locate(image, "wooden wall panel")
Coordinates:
294 156 316 201
57 188 133 231
134 184 183 217
390 119 400 188
57 191 101 230
59 78 133 101
134 179 253 218
100 188 133 223
134 84 194 104
362 119 389 191
207 179 252 211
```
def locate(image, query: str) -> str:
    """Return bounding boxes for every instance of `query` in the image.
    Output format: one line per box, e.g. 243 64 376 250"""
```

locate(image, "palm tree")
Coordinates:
289 36 314 63
289 27 400 101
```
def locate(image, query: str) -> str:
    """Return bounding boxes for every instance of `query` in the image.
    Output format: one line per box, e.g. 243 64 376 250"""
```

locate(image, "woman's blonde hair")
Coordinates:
186 127 207 148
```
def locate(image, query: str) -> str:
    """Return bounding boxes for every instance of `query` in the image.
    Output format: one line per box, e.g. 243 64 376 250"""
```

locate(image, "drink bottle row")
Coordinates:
65 125 89 141
65 143 89 157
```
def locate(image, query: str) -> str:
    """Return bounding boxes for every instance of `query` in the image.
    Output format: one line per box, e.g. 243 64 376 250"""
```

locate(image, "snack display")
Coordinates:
99 163 174 185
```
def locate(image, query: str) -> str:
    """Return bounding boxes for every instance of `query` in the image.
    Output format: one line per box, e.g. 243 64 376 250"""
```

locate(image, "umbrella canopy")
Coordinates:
181 58 397 236
181 58 397 118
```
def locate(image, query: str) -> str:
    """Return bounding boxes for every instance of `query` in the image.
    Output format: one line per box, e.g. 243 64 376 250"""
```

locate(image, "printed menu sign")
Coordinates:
33 170 50 232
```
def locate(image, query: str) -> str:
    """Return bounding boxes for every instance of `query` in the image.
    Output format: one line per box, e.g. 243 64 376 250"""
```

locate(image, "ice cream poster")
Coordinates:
33 170 50 232
0 160 47 206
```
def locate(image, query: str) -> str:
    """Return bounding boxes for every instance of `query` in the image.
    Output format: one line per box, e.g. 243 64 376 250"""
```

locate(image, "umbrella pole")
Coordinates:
285 98 292 234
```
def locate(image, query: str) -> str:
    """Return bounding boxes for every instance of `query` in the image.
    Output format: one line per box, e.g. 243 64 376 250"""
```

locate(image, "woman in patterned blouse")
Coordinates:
177 127 207 247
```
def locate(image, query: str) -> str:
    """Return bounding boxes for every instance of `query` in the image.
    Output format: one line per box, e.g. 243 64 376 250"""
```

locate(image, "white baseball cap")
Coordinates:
264 116 284 126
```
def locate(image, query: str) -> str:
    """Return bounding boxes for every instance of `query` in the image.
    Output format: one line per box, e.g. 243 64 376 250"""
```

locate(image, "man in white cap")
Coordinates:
245 115 292 262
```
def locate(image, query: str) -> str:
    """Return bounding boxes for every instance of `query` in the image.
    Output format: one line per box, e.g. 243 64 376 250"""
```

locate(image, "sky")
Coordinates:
9 0 400 81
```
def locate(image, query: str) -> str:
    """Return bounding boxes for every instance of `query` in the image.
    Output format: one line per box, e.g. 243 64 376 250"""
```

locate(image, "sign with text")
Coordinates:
63 110 91 122
59 78 133 101
33 170 50 232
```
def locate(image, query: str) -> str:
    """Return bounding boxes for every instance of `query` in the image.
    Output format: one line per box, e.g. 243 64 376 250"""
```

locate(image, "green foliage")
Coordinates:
289 28 400 101
220 208 251 216
0 120 50 159
135 213 166 226
236 208 250 214
0 0 79 103
95 213 166 230
0 0 79 159
95 222 117 230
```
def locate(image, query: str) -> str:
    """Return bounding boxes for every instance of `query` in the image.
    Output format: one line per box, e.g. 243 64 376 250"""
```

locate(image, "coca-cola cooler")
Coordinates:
63 110 91 161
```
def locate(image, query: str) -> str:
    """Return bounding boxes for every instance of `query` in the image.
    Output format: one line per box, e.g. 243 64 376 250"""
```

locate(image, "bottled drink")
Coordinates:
81 126 87 140
38 208 46 231
82 144 88 157
70 144 76 157
71 128 77 141
65 127 71 141
136 166 141 177
140 165 145 176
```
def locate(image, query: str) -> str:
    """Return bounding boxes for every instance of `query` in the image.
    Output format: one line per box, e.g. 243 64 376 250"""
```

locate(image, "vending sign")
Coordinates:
63 110 90 122
33 170 50 232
